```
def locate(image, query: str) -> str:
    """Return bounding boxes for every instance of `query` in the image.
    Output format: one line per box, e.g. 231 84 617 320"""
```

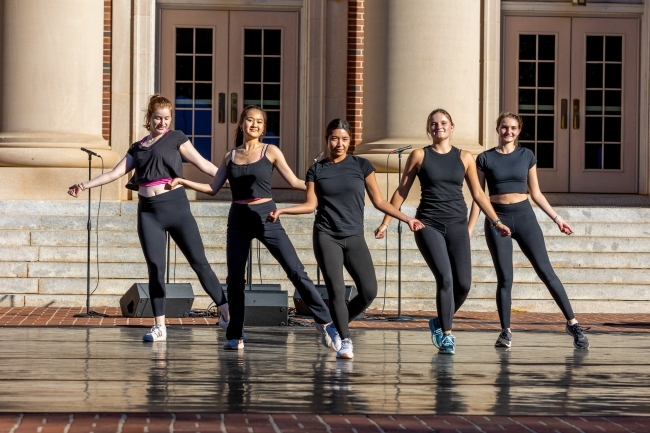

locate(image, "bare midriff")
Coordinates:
137 183 182 198
489 192 528 205
233 197 273 205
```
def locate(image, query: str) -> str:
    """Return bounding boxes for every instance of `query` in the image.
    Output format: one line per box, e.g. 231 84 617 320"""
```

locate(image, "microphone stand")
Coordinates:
74 151 107 318
388 148 412 322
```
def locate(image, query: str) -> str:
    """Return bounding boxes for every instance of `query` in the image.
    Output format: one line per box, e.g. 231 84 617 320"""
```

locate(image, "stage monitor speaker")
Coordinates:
120 283 194 318
293 284 359 316
223 287 288 326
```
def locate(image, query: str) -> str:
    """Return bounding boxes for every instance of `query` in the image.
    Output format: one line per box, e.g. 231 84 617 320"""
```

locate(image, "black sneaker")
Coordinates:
566 322 590 349
494 329 512 348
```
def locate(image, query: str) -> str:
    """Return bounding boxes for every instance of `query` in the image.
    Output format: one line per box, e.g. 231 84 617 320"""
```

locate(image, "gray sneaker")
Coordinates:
439 333 455 355
326 323 342 351
314 322 333 349
337 338 354 359
428 317 443 348
218 316 247 341
495 329 512 348
566 322 590 349
143 324 166 342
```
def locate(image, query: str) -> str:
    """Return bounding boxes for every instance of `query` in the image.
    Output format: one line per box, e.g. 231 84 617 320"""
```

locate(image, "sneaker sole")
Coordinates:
495 341 511 348
565 328 590 350
337 353 354 359
438 349 455 355
223 345 244 350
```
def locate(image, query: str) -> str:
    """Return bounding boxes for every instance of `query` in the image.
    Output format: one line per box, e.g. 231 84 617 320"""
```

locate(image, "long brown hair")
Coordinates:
495 112 524 146
143 94 173 130
234 105 267 147
425 108 454 135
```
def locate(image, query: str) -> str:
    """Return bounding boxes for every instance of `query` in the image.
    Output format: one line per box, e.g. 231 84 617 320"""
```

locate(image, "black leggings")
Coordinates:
226 200 332 340
137 187 227 317
485 200 575 328
313 230 377 339
414 218 472 332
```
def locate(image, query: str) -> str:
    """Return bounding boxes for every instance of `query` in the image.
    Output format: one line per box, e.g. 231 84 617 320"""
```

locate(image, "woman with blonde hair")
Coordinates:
68 94 229 342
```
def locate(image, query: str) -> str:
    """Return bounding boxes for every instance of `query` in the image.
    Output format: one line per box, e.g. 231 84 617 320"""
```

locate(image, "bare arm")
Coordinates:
68 154 134 197
462 151 510 237
528 165 573 235
365 172 424 234
467 169 487 236
168 152 229 195
268 182 318 221
179 140 219 176
266 145 307 190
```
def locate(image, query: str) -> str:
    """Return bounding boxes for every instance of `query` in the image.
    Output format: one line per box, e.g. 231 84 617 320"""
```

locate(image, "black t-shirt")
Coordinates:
306 155 376 236
476 147 537 195
125 130 188 190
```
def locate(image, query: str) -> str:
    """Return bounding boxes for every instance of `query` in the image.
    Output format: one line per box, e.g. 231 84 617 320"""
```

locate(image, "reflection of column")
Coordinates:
0 0 119 170
356 0 481 201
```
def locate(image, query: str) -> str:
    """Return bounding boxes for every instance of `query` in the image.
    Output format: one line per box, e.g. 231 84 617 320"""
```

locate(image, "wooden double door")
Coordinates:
160 10 298 186
503 17 639 193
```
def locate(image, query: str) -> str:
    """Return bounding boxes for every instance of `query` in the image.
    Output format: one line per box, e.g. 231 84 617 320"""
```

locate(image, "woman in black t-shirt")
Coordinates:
67 94 229 342
269 119 424 359
468 112 589 350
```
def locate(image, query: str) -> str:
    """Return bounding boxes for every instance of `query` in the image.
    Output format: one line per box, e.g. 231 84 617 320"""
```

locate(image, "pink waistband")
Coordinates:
139 178 172 187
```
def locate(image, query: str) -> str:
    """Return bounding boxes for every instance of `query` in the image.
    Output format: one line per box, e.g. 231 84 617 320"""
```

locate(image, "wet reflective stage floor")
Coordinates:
0 327 648 415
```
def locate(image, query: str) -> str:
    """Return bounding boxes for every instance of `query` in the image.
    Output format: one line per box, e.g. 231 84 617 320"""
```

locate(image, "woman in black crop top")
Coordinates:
171 106 336 351
268 119 424 359
375 109 511 355
67 94 229 342
468 112 589 350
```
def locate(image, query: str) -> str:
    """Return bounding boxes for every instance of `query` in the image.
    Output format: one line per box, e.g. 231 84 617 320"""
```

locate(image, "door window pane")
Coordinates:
195 56 212 82
605 36 622 62
586 36 603 62
519 35 536 60
176 28 193 54
195 28 213 54
264 30 282 55
585 116 603 142
603 144 621 169
537 142 554 169
585 144 602 169
537 62 554 87
585 90 602 114
244 29 262 55
176 56 193 81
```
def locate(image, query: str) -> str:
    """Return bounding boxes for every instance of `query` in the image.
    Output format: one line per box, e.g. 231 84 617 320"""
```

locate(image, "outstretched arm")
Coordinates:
365 172 424 235
467 169 487 237
179 140 219 176
528 166 573 235
168 152 229 196
268 182 318 221
462 150 510 237
266 145 307 190
68 154 134 197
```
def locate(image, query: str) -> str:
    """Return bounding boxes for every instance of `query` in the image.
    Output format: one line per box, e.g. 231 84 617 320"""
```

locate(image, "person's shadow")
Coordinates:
431 354 467 413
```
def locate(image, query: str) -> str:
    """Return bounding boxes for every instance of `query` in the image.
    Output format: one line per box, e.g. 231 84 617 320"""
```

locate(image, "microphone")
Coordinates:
390 145 412 154
80 147 101 157
312 151 324 165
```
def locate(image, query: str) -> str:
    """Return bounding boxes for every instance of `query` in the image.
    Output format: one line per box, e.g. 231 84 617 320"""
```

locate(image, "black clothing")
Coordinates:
484 200 575 328
225 200 332 340
313 231 377 340
227 145 274 201
416 146 467 226
414 218 471 331
476 147 537 195
126 130 187 190
306 155 376 237
137 187 227 316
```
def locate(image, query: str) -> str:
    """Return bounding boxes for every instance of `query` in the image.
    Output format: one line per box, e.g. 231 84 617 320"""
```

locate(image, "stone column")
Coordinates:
357 0 482 202
0 0 120 199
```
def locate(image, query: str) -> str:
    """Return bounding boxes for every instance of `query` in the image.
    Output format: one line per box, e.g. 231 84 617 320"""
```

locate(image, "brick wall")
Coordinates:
102 0 111 141
346 0 364 153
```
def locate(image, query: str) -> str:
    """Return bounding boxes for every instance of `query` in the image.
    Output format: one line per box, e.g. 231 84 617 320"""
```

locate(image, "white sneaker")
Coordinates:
143 324 166 342
326 323 342 352
314 322 333 349
218 315 248 342
223 339 244 350
337 338 354 359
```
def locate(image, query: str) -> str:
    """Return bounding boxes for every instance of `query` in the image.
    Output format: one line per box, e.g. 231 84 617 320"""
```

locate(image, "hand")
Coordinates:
166 178 184 190
374 223 388 239
495 222 511 237
267 209 282 223
67 183 84 198
407 218 425 232
555 217 573 235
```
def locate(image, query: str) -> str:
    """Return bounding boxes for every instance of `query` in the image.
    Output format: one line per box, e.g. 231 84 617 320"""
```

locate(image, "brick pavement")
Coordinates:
0 413 648 433
0 307 647 332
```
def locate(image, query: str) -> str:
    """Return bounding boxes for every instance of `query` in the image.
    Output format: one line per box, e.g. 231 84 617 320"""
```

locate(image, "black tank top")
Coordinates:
416 146 467 224
227 144 274 201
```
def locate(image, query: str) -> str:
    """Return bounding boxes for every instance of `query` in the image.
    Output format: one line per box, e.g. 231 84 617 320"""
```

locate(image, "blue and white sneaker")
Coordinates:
143 324 166 342
314 322 334 349
429 317 443 348
337 338 354 359
219 315 247 342
326 323 342 352
439 333 456 355
223 339 244 350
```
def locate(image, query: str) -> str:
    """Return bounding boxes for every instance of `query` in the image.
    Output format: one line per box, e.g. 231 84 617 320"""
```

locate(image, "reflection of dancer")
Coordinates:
376 109 510 355
269 119 424 359
68 95 229 342
468 112 589 349
170 106 334 351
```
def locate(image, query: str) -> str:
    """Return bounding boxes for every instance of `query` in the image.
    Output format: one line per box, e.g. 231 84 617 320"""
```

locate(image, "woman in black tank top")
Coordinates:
171 106 336 351
468 112 589 350
375 109 510 355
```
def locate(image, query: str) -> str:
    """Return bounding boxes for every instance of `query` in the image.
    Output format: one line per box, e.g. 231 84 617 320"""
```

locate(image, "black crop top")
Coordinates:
125 130 188 191
227 144 274 201
475 147 537 195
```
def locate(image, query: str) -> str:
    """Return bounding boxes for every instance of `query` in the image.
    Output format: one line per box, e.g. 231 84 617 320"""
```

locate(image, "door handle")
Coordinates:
572 99 580 130
218 93 225 124
230 93 238 123
561 99 568 130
